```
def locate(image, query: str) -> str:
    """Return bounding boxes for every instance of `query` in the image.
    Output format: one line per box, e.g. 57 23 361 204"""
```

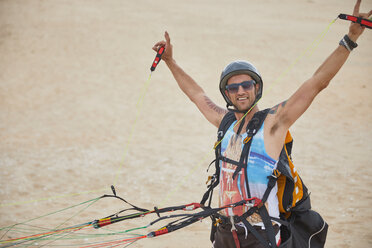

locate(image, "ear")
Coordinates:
254 83 260 94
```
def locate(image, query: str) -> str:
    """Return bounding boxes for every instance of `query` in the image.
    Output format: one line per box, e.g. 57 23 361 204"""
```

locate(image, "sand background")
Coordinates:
1 0 371 247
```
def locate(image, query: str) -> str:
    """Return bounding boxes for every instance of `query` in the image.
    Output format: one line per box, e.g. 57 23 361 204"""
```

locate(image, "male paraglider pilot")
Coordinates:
152 0 371 247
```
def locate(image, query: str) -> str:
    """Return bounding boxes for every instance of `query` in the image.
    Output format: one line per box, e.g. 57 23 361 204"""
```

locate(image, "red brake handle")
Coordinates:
338 14 372 29
150 46 165 72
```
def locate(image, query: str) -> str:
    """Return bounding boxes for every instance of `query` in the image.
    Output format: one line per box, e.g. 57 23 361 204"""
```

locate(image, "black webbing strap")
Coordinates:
262 173 279 204
200 174 218 206
100 194 149 213
201 111 236 207
236 205 277 248
234 171 280 248
257 172 280 247
236 115 246 136
246 109 270 136
240 218 271 248
210 217 218 242
220 156 241 167
258 206 278 248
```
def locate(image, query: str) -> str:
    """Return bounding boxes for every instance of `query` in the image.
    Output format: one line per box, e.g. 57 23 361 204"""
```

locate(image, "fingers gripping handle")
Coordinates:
338 13 372 29
150 46 165 71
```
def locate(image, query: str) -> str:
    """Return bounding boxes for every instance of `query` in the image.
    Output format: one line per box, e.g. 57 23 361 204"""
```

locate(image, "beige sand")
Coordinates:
1 0 371 247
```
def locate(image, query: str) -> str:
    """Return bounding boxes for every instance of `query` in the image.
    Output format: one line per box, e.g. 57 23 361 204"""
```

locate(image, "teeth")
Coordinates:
238 97 248 100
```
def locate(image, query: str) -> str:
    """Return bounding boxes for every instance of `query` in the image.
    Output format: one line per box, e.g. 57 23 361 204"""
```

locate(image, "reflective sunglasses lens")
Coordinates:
226 80 254 93
241 80 254 90
226 84 239 93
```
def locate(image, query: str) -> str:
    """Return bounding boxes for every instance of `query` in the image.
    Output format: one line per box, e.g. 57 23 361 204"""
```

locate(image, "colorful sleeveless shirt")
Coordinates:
219 120 280 224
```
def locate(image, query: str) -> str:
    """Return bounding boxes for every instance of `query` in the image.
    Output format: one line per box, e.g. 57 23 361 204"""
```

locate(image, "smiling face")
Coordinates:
225 74 259 112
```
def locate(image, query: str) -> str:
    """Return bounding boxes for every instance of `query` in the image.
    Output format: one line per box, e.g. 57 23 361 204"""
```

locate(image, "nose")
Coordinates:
237 85 246 94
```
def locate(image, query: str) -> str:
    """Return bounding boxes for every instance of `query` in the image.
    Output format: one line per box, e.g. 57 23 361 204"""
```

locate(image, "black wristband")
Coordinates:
339 38 351 51
339 35 358 52
343 35 358 49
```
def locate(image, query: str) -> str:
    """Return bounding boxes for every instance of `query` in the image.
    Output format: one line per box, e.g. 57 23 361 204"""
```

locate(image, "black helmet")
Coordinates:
219 60 263 108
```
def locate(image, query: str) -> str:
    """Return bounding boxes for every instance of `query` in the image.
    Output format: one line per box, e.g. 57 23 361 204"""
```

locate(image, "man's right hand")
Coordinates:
151 31 226 128
152 31 173 64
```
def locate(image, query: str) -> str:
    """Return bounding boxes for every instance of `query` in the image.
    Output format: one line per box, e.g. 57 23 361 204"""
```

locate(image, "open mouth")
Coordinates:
237 97 248 101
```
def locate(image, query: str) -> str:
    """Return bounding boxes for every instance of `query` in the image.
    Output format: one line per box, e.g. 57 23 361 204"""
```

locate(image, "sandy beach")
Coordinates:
1 0 371 247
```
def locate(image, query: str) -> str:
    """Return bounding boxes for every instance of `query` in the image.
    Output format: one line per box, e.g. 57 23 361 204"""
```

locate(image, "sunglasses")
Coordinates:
225 80 255 94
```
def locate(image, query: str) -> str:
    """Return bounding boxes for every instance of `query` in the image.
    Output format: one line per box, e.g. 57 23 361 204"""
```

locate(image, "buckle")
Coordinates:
205 176 213 184
272 169 281 178
230 216 237 231
243 136 251 144
214 218 222 226
214 141 221 149
252 198 263 208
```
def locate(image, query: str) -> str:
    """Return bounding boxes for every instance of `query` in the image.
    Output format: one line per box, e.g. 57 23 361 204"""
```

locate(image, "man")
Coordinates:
152 1 371 247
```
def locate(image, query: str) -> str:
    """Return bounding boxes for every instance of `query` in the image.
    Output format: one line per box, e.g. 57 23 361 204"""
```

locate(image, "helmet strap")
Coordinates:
226 104 247 114
227 100 258 114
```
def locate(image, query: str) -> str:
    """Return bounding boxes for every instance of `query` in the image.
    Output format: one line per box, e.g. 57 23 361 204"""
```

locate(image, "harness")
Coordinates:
200 109 328 248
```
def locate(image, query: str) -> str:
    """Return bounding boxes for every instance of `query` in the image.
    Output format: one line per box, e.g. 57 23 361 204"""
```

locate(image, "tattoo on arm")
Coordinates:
269 100 287 114
204 96 228 115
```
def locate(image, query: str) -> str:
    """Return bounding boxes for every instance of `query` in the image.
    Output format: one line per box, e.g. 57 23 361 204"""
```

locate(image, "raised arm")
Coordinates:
270 0 371 134
153 31 227 127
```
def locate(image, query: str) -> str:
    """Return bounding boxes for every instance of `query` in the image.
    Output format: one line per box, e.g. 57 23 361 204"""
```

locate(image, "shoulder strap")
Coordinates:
218 108 270 139
246 108 270 136
217 111 236 141
215 110 237 176
231 108 271 180
200 111 236 207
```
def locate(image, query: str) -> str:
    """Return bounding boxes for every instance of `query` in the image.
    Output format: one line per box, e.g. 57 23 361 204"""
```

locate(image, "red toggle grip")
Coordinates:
147 228 169 238
150 46 165 72
338 14 372 29
253 198 263 208
183 203 201 211
92 218 112 229
242 197 262 208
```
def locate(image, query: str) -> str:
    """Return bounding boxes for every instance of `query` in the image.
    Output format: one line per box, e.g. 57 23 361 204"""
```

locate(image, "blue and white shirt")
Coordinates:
219 120 280 224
